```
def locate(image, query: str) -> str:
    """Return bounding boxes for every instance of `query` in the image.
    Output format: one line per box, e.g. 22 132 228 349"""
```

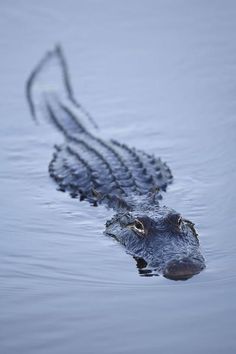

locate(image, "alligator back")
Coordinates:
26 46 173 207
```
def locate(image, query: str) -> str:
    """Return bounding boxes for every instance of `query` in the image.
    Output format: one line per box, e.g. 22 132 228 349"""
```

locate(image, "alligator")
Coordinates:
26 46 205 280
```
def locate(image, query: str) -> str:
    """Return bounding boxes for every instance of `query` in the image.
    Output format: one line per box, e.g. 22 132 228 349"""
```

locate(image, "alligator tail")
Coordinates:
26 45 98 135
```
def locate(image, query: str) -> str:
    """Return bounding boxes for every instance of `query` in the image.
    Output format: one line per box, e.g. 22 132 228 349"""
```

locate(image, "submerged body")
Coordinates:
26 46 205 280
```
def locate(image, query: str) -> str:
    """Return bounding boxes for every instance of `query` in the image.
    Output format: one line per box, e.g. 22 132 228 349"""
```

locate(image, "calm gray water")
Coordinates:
1 1 236 353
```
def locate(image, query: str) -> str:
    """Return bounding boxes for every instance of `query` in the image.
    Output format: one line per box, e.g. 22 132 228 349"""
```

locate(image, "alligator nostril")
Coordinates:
163 258 204 280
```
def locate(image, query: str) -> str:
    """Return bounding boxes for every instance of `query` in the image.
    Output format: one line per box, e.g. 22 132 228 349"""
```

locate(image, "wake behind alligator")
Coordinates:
26 46 205 280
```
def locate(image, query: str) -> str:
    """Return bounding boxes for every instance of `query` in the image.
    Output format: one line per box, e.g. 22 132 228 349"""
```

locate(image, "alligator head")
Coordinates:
105 202 205 280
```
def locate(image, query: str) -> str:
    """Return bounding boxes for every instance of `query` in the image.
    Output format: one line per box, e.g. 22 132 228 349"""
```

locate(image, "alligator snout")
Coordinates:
163 257 205 280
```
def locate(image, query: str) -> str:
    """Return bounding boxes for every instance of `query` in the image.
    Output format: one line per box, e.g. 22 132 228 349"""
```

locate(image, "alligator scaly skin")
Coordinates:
47 105 172 205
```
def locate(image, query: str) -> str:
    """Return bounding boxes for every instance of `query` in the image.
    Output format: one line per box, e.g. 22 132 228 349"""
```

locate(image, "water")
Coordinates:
1 1 236 353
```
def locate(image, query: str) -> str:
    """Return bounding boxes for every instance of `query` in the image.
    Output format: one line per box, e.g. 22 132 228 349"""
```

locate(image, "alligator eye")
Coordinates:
183 218 199 240
178 217 182 226
132 219 145 235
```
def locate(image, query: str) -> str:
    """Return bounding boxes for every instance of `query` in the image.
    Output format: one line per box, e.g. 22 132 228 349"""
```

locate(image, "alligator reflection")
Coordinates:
134 257 196 280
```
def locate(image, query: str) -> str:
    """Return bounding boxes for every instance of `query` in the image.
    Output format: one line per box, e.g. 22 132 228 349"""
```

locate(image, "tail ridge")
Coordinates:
26 45 98 131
